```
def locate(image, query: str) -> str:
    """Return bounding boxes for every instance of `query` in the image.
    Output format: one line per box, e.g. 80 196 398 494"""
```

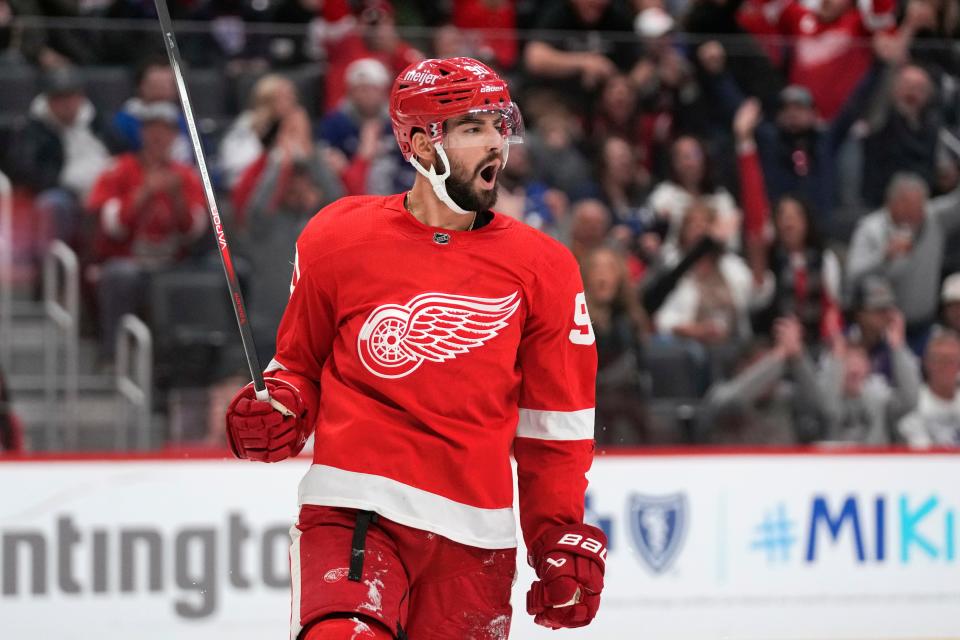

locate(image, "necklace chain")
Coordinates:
406 192 477 231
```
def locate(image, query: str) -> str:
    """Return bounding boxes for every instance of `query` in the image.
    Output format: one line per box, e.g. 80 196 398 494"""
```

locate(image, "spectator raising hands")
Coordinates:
736 0 899 120
735 98 843 346
220 74 305 188
228 75 318 223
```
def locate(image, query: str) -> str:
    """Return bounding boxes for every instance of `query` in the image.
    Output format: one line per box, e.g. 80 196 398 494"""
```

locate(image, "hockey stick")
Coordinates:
152 0 292 416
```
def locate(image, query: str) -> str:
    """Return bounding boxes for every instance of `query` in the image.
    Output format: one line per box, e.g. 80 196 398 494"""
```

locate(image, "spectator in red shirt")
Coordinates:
321 0 423 112
87 102 207 361
737 0 897 119
451 0 519 70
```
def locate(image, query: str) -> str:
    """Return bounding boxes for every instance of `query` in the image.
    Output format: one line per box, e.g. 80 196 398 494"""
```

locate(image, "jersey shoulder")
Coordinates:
495 213 580 275
295 194 392 266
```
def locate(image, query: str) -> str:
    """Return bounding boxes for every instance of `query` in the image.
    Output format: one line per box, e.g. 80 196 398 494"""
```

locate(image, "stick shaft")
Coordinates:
152 0 267 397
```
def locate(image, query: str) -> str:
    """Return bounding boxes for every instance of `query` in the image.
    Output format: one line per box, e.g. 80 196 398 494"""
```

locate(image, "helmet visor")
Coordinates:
440 102 524 151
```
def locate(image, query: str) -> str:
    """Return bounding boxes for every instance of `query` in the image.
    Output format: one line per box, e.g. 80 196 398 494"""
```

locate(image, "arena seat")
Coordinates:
645 340 702 400
231 63 325 118
148 268 237 389
185 68 228 121
83 66 133 115
0 65 37 118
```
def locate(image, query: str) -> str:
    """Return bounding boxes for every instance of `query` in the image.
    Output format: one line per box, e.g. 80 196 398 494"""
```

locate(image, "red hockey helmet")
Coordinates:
389 57 524 162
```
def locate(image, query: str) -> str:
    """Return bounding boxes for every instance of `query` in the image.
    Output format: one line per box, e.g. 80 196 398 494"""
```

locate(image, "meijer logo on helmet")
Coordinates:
404 70 439 85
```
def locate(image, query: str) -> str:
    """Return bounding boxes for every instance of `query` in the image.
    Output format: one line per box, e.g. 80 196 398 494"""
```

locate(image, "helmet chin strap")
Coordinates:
408 143 472 215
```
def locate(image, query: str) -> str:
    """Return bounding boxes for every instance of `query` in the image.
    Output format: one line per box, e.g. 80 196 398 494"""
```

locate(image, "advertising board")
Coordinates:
1 452 958 639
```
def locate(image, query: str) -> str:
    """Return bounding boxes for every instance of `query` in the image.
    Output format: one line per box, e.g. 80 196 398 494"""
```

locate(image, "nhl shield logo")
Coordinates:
629 493 688 573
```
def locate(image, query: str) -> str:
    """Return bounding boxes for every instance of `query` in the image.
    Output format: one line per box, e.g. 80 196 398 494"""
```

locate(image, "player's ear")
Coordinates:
411 129 436 168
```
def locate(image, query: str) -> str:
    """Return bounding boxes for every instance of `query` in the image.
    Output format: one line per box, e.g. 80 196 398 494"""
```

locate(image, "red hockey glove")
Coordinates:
526 523 607 629
225 377 311 462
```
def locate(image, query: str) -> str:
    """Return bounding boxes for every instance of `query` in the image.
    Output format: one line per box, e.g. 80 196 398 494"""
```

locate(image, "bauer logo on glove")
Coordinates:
527 523 607 629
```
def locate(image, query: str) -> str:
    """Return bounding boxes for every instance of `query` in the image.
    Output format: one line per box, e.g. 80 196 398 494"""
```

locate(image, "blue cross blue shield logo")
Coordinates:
629 493 688 573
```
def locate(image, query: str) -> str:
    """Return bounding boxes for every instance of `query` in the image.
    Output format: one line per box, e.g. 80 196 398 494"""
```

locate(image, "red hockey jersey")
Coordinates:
86 153 207 262
738 0 895 119
269 194 598 550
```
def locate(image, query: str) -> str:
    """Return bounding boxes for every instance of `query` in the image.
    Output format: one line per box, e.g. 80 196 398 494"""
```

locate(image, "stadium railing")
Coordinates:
42 239 79 450
115 313 153 451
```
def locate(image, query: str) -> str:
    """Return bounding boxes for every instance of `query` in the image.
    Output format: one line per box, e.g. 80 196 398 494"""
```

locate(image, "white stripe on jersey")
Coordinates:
288 523 303 640
298 464 517 549
515 408 595 441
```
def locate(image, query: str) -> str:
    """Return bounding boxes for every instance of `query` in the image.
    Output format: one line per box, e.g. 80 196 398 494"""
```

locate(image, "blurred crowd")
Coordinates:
1 0 960 452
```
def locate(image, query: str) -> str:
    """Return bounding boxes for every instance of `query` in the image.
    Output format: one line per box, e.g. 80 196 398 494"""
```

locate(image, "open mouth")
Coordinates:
477 160 500 189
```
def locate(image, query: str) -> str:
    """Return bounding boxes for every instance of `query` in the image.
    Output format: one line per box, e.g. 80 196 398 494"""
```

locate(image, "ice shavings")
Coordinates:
485 614 511 640
349 617 375 639
358 572 385 615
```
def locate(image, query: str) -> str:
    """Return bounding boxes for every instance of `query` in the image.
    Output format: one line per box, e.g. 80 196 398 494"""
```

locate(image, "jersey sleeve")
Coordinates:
267 234 338 400
514 246 598 551
738 144 764 238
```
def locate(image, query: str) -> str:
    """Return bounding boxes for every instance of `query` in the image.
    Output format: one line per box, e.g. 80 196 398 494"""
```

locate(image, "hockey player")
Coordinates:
225 57 606 640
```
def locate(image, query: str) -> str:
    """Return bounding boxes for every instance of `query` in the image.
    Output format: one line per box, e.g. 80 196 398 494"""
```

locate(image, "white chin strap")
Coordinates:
408 142 512 215
409 143 471 215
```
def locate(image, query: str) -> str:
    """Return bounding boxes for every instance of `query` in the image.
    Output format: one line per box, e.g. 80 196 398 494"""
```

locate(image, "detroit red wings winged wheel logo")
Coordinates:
357 291 521 379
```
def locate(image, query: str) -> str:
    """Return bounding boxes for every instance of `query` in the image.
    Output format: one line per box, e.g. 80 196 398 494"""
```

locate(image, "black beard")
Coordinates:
444 159 498 213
